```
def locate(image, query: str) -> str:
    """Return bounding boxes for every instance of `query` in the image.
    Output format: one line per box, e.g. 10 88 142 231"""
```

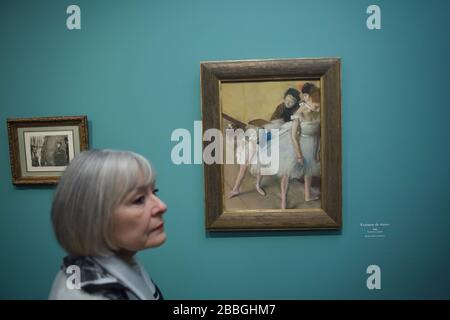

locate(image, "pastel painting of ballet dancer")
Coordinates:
223 80 322 211
201 58 341 231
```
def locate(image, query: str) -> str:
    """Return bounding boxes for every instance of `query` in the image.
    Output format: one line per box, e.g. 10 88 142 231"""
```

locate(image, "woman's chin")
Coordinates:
145 232 167 249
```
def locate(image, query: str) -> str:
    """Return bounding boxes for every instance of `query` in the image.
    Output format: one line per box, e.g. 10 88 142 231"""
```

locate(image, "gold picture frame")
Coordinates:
201 58 341 231
7 115 89 185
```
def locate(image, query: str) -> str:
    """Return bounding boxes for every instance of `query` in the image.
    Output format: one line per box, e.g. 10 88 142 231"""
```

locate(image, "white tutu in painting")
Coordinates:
250 118 320 179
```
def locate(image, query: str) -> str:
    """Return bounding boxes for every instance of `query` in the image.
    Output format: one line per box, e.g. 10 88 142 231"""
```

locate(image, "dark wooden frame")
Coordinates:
201 58 341 231
7 115 89 185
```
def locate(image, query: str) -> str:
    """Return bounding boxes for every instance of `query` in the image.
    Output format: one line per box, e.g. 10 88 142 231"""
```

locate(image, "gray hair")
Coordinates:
51 149 154 256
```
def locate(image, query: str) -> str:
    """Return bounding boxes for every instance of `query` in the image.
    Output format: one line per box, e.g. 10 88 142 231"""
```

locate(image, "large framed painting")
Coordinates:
201 58 341 231
7 115 89 185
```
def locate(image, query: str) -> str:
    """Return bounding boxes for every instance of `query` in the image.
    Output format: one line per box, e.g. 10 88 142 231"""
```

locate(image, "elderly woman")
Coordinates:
48 149 167 300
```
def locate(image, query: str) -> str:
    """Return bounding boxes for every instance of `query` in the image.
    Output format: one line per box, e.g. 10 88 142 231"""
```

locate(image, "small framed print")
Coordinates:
7 116 89 185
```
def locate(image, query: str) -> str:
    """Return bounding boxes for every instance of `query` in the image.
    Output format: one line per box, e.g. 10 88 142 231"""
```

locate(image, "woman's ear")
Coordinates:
302 93 309 101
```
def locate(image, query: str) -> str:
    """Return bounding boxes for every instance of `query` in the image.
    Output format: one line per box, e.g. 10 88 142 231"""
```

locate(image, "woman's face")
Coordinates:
284 94 297 109
112 182 167 252
304 93 321 110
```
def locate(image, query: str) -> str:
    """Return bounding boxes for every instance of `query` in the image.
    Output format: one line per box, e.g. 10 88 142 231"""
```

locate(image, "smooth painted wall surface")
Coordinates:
0 0 449 299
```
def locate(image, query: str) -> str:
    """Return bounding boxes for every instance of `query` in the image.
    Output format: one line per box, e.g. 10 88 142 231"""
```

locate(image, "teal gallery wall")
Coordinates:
1 0 449 299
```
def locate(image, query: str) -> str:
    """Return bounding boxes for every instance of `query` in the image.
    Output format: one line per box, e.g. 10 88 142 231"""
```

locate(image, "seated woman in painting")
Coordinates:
54 141 68 166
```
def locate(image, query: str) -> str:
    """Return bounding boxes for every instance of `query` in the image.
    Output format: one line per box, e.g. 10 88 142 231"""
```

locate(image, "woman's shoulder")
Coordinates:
291 108 304 120
48 270 108 300
49 255 134 300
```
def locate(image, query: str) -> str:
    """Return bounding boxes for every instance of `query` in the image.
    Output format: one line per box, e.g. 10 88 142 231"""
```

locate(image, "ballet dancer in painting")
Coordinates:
227 88 301 199
277 82 321 208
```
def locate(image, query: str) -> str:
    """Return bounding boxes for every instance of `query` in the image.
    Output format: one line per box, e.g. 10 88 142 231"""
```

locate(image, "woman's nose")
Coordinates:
152 196 167 215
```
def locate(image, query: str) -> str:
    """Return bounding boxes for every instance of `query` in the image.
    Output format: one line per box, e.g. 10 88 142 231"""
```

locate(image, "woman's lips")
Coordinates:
154 222 164 231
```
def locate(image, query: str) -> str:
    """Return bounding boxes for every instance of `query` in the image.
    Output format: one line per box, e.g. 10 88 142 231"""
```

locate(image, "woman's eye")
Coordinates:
133 195 146 205
152 188 159 195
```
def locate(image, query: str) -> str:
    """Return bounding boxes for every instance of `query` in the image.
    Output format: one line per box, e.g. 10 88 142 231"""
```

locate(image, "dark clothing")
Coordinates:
54 148 68 166
49 255 164 300
270 103 300 122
